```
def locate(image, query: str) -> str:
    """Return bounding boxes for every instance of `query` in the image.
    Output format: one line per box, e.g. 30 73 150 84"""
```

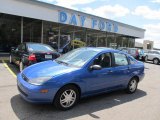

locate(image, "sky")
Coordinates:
38 0 160 48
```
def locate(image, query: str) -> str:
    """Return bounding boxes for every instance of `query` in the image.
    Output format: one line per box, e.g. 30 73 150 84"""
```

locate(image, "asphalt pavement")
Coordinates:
0 60 160 120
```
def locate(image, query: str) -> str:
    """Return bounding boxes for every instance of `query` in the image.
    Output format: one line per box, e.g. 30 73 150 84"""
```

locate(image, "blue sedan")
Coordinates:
17 47 145 110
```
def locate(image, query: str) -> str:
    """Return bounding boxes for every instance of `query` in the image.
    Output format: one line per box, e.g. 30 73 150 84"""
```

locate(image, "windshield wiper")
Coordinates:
55 60 69 66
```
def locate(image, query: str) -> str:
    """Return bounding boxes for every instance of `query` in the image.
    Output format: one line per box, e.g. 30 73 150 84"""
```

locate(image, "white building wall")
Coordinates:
0 0 145 38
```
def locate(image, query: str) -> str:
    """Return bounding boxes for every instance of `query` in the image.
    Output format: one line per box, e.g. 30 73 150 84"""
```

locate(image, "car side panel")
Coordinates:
128 62 144 82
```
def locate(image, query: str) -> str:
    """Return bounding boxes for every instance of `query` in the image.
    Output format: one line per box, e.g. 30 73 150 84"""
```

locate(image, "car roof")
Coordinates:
25 42 45 45
127 48 138 50
80 47 122 53
24 42 51 47
147 50 160 52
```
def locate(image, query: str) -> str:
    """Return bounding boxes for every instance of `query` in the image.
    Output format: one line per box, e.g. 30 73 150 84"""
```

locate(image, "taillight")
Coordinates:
28 54 36 61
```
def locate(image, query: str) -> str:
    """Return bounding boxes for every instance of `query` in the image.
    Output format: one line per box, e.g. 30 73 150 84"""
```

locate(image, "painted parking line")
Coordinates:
2 60 16 78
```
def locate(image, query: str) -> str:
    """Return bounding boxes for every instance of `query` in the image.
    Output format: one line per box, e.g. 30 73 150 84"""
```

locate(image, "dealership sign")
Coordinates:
58 11 118 33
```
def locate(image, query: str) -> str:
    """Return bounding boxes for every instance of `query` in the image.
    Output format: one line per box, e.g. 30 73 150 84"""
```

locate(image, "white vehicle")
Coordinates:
145 50 160 65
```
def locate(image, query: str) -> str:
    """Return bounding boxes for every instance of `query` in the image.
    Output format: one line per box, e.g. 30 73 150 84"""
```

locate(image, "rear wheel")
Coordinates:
153 58 159 65
126 78 138 94
54 85 79 110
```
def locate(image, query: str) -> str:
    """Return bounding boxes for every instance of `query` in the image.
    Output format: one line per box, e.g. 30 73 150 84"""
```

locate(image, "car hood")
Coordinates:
22 60 79 79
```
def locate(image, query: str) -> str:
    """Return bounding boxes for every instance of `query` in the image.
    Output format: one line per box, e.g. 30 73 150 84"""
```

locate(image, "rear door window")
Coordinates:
114 53 128 66
128 56 137 64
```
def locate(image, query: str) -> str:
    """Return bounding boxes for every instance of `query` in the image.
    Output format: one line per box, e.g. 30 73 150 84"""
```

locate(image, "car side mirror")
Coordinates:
89 65 102 71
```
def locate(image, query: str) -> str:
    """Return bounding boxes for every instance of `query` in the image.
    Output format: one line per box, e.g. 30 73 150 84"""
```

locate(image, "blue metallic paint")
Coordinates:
17 47 145 103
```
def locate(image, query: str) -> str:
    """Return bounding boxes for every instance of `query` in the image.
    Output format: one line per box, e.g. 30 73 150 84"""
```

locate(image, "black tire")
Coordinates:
126 77 138 94
54 85 80 111
153 58 159 65
142 56 145 62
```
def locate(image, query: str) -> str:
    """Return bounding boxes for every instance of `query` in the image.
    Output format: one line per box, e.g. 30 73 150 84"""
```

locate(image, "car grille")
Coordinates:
17 86 28 97
22 74 29 82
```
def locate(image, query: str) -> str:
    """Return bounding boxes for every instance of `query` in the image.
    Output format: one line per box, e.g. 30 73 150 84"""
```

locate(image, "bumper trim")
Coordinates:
17 85 28 97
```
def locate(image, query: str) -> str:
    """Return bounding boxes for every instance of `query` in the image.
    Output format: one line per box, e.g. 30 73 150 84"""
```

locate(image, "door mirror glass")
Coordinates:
89 65 102 71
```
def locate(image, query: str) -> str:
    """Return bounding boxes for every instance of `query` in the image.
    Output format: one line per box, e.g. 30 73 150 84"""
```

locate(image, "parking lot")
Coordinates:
0 59 160 120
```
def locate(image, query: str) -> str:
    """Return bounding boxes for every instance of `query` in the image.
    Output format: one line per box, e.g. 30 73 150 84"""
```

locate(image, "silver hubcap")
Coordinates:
20 62 23 72
60 89 76 108
129 79 137 92
10 55 12 63
145 57 147 61
154 59 158 64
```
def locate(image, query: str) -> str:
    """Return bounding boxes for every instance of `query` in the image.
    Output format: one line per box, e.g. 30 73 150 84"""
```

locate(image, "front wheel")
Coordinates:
153 58 159 65
126 78 138 94
54 85 79 110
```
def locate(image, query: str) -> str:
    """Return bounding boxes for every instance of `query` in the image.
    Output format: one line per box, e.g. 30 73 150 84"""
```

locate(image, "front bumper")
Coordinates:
17 73 58 103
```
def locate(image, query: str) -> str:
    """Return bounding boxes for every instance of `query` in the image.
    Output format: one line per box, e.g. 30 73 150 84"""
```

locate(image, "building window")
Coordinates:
0 13 21 52
23 17 41 43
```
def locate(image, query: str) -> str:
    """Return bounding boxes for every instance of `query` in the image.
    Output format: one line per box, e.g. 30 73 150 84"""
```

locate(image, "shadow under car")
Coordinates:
11 89 147 120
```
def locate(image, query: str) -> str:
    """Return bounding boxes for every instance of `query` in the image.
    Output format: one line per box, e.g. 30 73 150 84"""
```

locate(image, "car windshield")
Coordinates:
55 48 99 67
27 44 56 52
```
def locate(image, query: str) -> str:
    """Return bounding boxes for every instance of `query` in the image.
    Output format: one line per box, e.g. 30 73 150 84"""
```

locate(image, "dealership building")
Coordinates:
0 0 145 52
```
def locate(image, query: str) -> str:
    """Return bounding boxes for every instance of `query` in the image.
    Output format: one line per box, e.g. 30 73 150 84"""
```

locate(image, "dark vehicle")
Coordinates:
10 42 60 71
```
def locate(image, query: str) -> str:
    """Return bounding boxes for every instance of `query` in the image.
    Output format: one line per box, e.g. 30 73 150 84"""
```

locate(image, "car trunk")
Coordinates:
32 52 59 62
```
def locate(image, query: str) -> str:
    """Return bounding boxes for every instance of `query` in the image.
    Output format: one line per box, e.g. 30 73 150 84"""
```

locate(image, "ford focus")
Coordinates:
17 47 145 110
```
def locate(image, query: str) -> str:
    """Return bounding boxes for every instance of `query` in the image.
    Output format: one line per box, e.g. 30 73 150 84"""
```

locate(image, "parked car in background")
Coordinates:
117 47 128 53
10 42 60 71
144 50 160 65
17 47 145 110
119 48 145 61
137 49 145 61
127 48 140 60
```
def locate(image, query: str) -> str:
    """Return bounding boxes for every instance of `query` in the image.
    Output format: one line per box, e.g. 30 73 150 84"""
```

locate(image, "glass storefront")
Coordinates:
23 18 42 43
0 13 21 52
0 13 135 53
97 32 107 47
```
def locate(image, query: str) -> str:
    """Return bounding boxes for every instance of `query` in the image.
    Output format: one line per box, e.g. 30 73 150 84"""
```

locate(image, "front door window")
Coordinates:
93 53 111 68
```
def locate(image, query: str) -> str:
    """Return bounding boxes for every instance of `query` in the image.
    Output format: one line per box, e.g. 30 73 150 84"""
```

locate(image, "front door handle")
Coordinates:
101 70 113 75
108 70 113 73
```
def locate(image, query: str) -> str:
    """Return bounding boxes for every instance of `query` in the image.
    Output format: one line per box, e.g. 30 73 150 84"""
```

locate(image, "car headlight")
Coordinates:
28 77 52 85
